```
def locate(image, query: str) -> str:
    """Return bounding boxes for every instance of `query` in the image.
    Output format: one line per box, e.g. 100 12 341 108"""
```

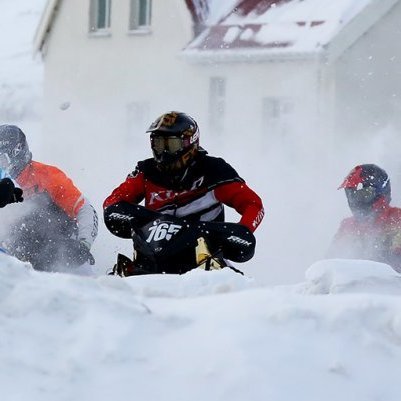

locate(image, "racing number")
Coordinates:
146 222 182 243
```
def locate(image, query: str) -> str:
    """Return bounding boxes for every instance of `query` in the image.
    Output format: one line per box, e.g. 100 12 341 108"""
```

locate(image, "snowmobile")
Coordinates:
109 215 256 277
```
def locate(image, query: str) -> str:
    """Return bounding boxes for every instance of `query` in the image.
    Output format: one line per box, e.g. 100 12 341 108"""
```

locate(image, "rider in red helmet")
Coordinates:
328 164 401 272
104 111 264 275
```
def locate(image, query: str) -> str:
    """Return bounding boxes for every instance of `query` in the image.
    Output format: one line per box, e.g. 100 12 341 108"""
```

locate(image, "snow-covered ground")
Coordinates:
1 254 401 401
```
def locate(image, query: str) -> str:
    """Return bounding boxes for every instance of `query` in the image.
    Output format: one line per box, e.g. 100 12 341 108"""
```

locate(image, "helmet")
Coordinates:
146 111 200 172
0 125 32 178
339 164 391 216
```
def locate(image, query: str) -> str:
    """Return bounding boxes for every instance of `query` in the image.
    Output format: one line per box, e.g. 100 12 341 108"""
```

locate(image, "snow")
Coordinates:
206 0 239 24
1 253 401 401
224 0 373 25
188 0 377 54
0 0 46 121
246 0 371 53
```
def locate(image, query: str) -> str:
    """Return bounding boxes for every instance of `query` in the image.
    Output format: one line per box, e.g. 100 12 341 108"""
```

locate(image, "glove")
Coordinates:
63 239 95 266
13 187 23 203
0 178 23 208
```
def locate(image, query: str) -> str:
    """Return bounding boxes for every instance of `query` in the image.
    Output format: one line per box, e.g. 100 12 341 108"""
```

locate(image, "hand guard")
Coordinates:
0 178 23 208
104 202 163 239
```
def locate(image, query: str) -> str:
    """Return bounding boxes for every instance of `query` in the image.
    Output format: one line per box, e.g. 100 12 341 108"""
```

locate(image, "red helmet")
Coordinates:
147 111 199 172
339 164 391 216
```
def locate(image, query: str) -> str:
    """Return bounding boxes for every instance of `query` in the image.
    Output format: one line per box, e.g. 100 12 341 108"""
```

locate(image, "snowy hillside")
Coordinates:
1 254 401 401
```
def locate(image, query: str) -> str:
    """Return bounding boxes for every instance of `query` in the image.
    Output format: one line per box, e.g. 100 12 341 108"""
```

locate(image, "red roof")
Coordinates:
184 0 326 52
183 0 379 57
196 24 292 50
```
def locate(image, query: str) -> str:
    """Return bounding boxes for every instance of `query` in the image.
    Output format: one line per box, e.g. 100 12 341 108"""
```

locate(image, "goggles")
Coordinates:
151 135 185 155
345 186 377 205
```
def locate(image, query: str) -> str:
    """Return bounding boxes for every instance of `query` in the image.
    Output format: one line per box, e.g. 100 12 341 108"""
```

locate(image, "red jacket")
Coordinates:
329 198 401 271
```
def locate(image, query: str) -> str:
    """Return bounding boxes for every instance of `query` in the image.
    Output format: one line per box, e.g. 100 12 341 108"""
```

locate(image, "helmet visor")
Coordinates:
151 135 183 155
345 186 377 206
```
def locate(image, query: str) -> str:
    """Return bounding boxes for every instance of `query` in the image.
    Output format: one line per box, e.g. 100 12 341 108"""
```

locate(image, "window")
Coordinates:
262 97 294 136
129 0 152 31
89 0 111 33
209 77 226 132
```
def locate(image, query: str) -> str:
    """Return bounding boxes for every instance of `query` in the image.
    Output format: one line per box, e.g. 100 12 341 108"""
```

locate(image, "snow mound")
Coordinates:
0 251 33 295
107 268 256 298
302 259 401 295
1 255 401 401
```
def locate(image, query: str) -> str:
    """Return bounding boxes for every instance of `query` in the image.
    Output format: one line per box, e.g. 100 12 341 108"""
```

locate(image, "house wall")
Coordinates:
185 58 323 163
335 1 401 139
40 0 332 196
41 0 196 200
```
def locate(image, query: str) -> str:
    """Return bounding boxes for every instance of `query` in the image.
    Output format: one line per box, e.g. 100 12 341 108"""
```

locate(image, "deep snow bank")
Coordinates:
1 255 401 401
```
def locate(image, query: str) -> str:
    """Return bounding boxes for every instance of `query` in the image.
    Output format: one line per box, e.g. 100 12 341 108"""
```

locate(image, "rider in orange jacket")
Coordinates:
0 125 98 270
328 164 401 272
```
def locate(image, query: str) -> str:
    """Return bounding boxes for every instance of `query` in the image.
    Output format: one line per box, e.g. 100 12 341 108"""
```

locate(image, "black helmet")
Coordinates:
339 164 391 216
146 111 200 172
0 125 32 178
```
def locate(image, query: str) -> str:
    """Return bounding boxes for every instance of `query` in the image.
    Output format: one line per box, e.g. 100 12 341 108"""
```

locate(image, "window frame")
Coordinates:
89 0 112 35
262 97 295 136
128 0 152 34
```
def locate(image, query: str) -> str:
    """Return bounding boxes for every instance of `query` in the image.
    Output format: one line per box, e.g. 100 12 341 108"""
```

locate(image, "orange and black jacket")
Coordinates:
16 161 98 246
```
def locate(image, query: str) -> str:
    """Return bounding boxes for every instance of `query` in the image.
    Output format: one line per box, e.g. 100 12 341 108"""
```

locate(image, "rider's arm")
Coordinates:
76 201 98 248
103 171 158 238
35 163 98 248
35 163 85 217
214 181 264 232
103 170 146 208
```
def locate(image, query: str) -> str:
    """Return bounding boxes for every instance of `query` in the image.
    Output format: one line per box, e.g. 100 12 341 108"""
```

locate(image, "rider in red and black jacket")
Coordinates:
104 111 264 274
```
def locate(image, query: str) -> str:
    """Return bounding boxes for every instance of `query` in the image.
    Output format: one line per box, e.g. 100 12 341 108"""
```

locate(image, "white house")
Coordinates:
34 0 195 200
34 0 401 199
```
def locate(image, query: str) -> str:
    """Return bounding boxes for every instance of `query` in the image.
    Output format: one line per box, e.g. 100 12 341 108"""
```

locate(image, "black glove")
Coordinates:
63 239 95 266
0 178 23 208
